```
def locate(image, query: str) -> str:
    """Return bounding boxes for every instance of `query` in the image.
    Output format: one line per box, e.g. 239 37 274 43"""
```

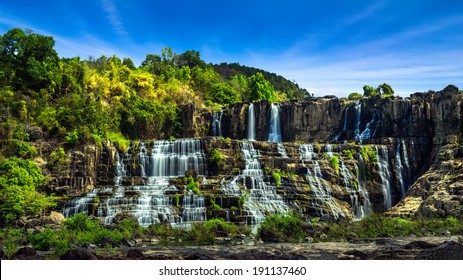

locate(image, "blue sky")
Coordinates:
1 0 462 96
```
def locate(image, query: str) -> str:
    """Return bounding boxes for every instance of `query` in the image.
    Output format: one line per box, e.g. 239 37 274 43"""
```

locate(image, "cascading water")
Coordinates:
147 139 207 177
221 141 289 225
333 107 348 141
268 104 282 142
376 146 392 210
339 159 364 219
267 103 288 158
354 101 362 141
325 144 334 158
359 113 376 143
62 139 208 227
182 192 206 223
355 154 372 218
401 139 411 183
395 139 407 197
300 144 344 219
247 103 256 141
211 110 223 137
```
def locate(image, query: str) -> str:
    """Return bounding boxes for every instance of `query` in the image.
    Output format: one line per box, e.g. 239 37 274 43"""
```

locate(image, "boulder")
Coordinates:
60 249 97 260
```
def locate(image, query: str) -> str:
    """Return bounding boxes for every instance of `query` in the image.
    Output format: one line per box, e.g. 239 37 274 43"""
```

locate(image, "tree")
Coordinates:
363 85 377 97
122 57 136 70
348 92 362 100
248 72 276 102
0 157 55 223
206 83 240 105
377 83 394 97
176 50 206 68
0 28 61 91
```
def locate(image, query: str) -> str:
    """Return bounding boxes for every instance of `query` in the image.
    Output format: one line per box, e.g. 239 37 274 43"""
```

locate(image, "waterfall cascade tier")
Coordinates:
376 146 393 210
300 144 345 219
63 139 208 227
247 103 256 141
211 110 223 137
268 104 282 142
62 136 417 226
221 141 289 225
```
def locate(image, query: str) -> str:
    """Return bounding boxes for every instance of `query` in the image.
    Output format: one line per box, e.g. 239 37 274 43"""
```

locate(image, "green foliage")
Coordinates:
360 145 377 162
0 157 55 223
258 213 306 242
106 131 130 153
348 92 362 100
377 83 394 98
363 85 377 97
210 148 224 168
314 215 463 241
0 28 61 91
213 62 308 99
272 172 281 187
206 83 240 105
185 218 246 245
330 155 340 175
342 149 355 160
0 227 26 258
247 72 277 102
209 197 222 210
185 176 200 194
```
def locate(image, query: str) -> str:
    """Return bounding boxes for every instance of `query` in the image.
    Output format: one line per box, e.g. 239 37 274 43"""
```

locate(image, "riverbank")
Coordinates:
7 236 462 260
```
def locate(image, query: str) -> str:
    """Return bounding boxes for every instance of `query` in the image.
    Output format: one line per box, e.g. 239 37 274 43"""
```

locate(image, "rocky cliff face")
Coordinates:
53 85 463 224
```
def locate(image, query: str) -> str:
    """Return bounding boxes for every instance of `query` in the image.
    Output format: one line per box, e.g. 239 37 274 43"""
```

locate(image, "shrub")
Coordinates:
330 155 340 175
0 157 55 223
258 213 306 242
272 172 281 187
185 176 200 194
210 148 224 168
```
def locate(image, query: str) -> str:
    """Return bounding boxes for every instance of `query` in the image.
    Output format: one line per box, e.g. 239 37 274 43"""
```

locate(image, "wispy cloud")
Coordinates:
101 0 128 38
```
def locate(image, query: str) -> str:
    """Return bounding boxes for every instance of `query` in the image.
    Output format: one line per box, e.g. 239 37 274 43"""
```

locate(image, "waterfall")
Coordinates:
148 139 207 177
359 114 375 143
356 154 372 218
339 159 362 219
401 139 411 182
268 103 282 142
211 110 223 137
376 146 392 210
300 144 344 219
354 101 362 141
62 139 208 227
221 141 289 225
325 144 334 158
333 107 348 141
395 139 407 197
267 103 288 157
247 103 256 141
182 192 206 223
138 142 148 177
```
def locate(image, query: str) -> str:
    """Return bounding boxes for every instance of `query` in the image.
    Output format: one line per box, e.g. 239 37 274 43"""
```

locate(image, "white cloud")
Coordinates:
101 0 128 38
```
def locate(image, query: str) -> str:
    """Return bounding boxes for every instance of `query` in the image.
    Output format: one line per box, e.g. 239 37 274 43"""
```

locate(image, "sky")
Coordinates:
1 0 462 97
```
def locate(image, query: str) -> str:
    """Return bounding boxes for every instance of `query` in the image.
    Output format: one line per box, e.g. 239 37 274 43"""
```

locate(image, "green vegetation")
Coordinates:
185 176 200 194
314 214 463 241
360 145 376 163
347 92 362 100
210 148 224 168
363 83 394 98
272 172 281 187
0 157 56 223
213 62 309 100
258 213 306 242
330 155 340 175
